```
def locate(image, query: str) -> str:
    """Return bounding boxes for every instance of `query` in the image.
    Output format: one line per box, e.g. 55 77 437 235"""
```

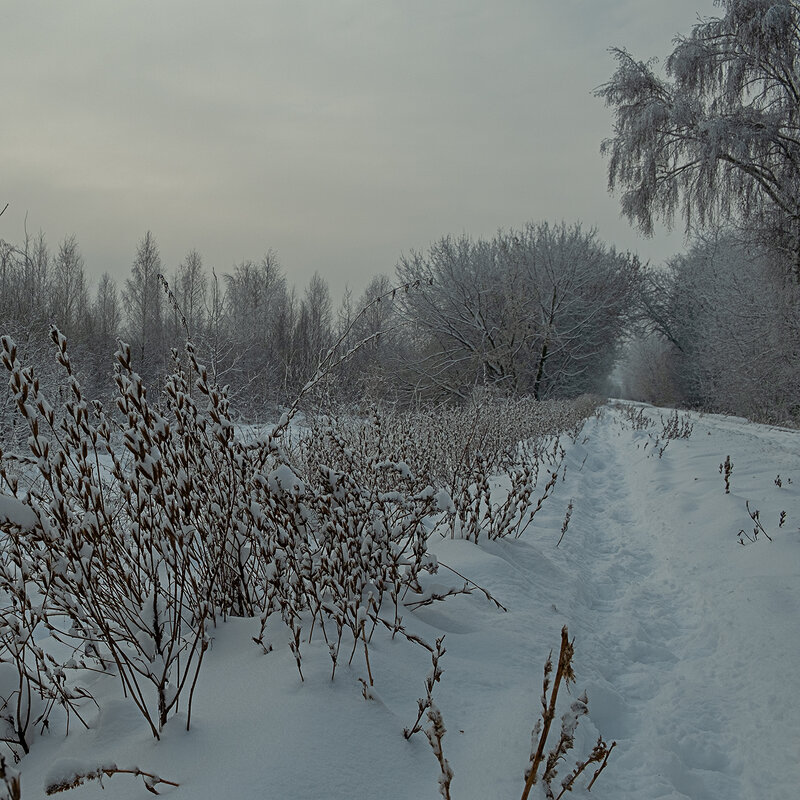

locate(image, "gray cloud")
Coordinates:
3 0 716 294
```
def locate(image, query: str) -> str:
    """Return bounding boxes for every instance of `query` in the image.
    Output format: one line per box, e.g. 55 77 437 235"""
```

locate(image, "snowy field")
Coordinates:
10 402 800 799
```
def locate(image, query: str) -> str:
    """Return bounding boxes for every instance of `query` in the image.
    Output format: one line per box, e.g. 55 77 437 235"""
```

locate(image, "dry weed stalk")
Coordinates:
404 636 446 740
720 455 733 494
614 403 653 431
521 627 615 800
403 636 452 800
555 500 574 548
434 561 507 612
738 500 774 545
45 763 178 795
425 703 453 800
659 410 693 440
615 406 693 460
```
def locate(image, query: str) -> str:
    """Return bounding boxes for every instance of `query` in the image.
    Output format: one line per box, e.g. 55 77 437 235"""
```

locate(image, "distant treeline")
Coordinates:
0 222 638 422
2 217 798 430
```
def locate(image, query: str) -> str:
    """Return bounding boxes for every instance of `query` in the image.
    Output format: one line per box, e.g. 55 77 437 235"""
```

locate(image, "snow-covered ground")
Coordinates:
14 403 800 799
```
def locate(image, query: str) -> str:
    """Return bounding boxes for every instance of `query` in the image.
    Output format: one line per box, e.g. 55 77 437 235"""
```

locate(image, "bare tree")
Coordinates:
223 252 289 413
334 274 399 402
0 230 59 441
597 0 800 276
295 272 333 380
396 223 639 401
173 249 207 338
123 231 165 376
0 231 50 332
93 272 120 347
50 234 89 342
19 232 50 325
659 231 799 421
201 268 232 386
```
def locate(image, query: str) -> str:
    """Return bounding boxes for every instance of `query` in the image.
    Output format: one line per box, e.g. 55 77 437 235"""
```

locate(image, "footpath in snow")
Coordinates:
16 404 800 799
539 406 800 800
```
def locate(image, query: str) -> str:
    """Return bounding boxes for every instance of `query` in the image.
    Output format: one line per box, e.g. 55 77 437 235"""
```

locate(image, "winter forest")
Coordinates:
1 2 799 799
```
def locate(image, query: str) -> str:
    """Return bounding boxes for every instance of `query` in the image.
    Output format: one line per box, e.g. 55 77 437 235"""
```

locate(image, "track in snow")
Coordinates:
538 407 800 800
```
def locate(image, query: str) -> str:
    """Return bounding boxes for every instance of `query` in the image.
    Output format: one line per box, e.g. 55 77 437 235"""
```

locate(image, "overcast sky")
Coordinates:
3 0 718 298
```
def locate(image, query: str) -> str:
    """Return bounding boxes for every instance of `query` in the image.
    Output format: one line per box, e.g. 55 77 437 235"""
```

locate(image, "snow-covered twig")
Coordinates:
45 761 179 796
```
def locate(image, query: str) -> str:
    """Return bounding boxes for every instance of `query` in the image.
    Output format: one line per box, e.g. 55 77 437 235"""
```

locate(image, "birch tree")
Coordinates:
335 274 399 401
93 272 121 351
224 252 289 412
174 249 207 338
597 0 800 276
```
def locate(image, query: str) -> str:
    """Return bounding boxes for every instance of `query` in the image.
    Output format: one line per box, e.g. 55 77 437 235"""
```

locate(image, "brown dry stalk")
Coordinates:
404 636 446 740
586 739 617 791
720 455 733 493
361 619 374 687
556 500 574 547
522 626 574 800
520 626 616 799
46 765 179 795
425 704 453 800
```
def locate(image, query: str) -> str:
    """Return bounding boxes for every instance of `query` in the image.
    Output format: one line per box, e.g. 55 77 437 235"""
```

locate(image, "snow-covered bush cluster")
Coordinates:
293 394 597 545
0 330 599 765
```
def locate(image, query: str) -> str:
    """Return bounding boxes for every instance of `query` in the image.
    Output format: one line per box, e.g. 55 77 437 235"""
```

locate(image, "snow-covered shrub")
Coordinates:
0 515 92 758
427 396 590 543
271 395 599 677
0 329 457 739
0 326 600 761
294 395 597 545
273 411 453 679
0 333 225 739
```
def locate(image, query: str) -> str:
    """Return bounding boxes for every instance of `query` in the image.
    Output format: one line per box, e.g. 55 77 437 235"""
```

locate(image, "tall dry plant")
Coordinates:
521 627 615 800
